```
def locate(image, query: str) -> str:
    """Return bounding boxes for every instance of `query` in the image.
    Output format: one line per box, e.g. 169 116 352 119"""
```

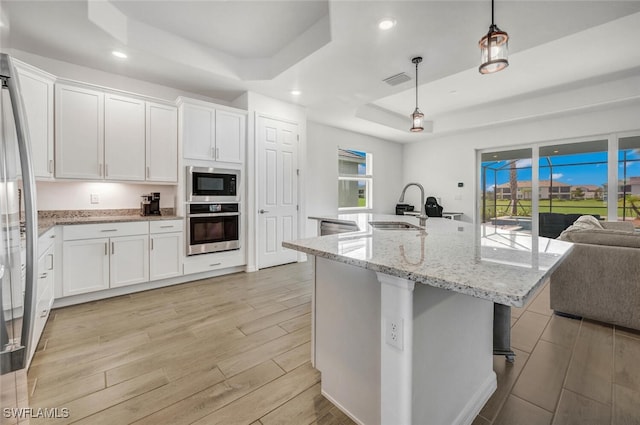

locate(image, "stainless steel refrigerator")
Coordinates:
1 53 38 414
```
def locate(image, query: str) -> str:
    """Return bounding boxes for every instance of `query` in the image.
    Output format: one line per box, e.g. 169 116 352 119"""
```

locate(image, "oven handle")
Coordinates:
187 212 241 218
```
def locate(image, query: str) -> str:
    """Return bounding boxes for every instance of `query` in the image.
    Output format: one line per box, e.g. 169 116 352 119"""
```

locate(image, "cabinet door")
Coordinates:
150 232 183 281
62 238 109 296
110 235 149 288
17 67 54 178
215 110 245 163
146 102 178 182
182 103 215 160
55 84 104 179
104 94 146 181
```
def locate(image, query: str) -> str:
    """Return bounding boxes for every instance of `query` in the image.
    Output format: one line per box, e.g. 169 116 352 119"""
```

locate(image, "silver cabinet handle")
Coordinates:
39 273 47 279
159 225 173 228
259 209 269 214
146 166 150 178
111 242 115 255
101 229 118 232
40 309 48 318
47 253 53 270
48 159 53 174
105 163 109 177
104 242 108 256
209 262 222 267
150 238 154 250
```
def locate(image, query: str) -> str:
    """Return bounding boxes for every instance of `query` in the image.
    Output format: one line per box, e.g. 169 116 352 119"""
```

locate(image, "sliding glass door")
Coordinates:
479 132 640 236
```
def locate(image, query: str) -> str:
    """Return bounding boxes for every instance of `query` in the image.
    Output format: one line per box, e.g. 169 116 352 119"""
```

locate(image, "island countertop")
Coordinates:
284 214 574 307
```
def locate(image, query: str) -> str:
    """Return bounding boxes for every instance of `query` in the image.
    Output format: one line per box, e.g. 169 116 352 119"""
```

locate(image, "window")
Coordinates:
338 149 372 210
618 135 640 227
479 136 640 235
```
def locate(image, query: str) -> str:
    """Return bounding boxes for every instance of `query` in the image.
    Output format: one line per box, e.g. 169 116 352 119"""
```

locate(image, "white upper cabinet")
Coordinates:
215 109 245 163
182 103 215 161
55 84 104 179
15 63 55 179
105 94 146 181
146 102 178 182
181 99 246 164
54 81 178 183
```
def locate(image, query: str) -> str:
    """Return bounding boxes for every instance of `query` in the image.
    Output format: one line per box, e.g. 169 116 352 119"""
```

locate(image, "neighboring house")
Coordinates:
571 185 602 200
495 180 572 200
603 176 640 199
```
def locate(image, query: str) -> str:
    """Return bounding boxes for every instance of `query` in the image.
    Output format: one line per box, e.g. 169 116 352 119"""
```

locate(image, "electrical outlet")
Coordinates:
385 317 403 350
90 193 100 204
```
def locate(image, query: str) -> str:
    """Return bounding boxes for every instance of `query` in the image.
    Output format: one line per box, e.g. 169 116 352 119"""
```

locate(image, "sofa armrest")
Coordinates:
550 243 640 330
602 221 635 232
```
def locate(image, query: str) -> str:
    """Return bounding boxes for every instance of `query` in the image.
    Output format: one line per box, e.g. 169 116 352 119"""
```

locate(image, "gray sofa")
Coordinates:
550 220 640 331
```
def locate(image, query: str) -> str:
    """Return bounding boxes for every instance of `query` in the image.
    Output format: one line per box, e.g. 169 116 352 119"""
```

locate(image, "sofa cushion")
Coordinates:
558 215 603 239
559 228 640 248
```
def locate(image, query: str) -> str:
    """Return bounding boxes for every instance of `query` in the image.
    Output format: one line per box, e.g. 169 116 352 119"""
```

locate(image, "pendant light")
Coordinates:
479 0 509 74
410 56 424 132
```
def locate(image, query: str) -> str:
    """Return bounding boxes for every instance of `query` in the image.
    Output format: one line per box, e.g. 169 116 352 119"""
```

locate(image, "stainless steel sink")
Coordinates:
368 221 423 230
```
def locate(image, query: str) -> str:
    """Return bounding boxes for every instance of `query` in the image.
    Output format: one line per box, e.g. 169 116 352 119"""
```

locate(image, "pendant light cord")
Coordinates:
491 0 495 27
415 60 419 108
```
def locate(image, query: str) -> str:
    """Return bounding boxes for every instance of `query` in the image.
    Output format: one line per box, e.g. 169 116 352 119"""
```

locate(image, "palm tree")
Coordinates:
509 160 518 216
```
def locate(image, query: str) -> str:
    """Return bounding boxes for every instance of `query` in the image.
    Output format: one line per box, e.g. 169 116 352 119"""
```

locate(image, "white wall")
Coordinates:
306 122 404 235
403 101 640 222
36 181 177 211
236 91 307 271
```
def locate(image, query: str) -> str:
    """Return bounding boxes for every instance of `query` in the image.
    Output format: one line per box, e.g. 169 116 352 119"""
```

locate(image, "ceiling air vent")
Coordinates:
383 72 411 86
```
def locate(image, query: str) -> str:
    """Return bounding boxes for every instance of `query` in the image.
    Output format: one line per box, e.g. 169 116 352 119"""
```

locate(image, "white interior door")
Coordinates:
257 115 299 269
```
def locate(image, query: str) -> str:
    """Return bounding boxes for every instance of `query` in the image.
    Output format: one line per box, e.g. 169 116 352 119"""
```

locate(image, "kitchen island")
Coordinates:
283 214 573 425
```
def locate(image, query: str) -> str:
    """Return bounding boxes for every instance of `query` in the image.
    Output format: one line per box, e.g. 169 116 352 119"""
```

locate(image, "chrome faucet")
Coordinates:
398 182 428 227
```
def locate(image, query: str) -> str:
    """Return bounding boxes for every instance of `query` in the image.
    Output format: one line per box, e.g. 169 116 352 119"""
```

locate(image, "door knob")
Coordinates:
259 209 269 214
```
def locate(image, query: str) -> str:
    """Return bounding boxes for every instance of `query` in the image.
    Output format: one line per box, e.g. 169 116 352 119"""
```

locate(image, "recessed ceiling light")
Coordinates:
112 51 127 59
378 18 396 30
290 90 301 96
553 150 559 153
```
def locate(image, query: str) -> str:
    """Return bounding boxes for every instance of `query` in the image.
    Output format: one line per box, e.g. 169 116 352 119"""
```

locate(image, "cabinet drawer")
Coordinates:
149 219 183 234
183 250 245 275
38 228 56 257
63 221 149 240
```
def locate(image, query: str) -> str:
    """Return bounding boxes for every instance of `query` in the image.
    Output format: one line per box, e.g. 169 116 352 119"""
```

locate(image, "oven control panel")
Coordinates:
188 203 239 215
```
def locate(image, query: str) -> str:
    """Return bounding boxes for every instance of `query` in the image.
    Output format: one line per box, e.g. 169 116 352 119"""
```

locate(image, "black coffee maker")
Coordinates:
141 192 161 216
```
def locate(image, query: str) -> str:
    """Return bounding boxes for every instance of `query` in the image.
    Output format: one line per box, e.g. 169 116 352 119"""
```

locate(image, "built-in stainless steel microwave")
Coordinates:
187 166 240 202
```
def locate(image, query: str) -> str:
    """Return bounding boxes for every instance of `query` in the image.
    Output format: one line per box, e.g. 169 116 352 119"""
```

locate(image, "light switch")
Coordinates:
90 193 100 204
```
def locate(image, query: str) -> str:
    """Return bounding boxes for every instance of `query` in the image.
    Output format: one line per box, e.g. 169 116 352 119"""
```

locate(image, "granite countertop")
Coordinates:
36 209 183 236
286 214 574 307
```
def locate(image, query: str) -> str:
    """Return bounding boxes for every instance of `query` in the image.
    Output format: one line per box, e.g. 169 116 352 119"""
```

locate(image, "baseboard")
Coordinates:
451 371 497 425
52 265 245 308
321 389 366 425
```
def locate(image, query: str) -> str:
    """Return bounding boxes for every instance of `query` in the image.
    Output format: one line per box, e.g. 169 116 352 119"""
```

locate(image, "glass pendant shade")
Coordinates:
410 108 424 132
479 25 509 74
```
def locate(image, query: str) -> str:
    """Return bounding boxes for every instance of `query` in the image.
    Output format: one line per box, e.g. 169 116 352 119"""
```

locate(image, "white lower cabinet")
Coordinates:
183 249 245 275
62 222 149 296
29 229 56 366
109 235 149 288
150 232 183 281
62 238 110 296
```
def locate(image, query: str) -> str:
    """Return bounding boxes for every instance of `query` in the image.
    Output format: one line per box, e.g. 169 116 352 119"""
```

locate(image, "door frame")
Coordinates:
251 112 305 271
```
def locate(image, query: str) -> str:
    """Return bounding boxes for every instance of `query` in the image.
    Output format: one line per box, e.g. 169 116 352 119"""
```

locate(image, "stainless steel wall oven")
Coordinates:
187 203 240 255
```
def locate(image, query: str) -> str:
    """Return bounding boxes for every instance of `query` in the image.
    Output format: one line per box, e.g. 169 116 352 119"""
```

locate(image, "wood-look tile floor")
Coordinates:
27 261 640 424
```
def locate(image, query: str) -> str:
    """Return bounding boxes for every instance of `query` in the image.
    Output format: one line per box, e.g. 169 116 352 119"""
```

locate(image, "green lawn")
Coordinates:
483 199 638 218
